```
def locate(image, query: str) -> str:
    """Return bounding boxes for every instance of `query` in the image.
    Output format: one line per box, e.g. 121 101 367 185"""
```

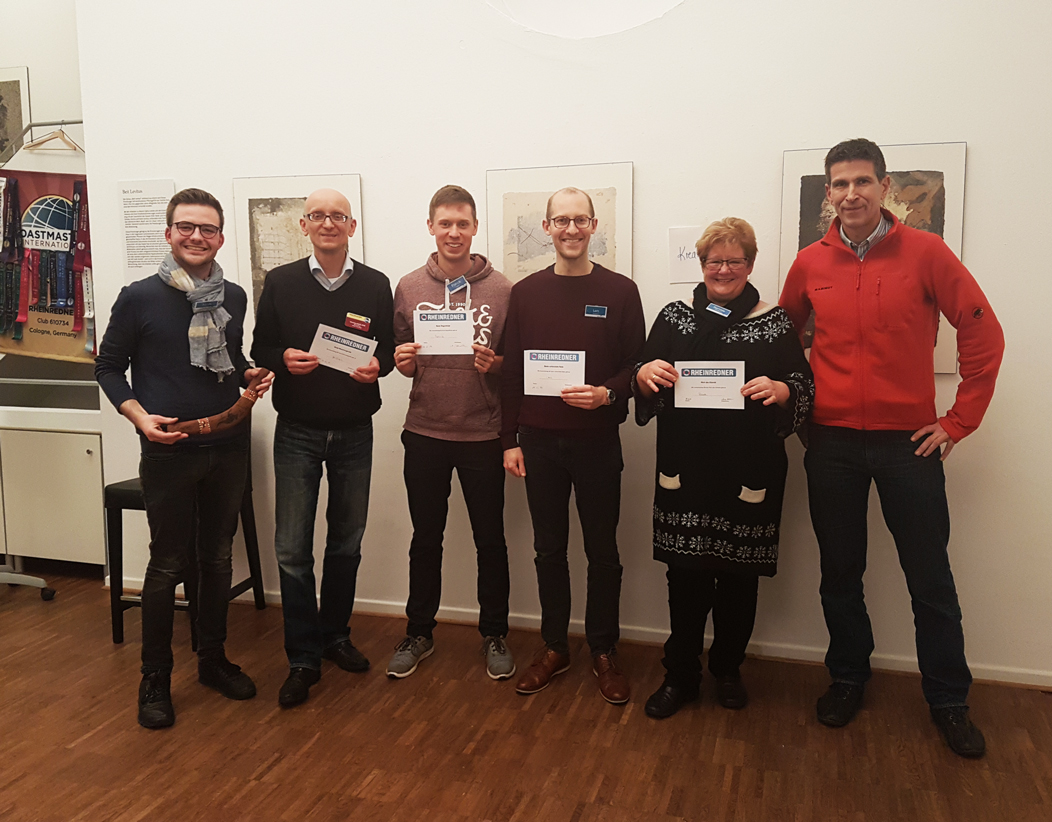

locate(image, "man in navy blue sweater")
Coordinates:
96 188 272 729
252 188 394 707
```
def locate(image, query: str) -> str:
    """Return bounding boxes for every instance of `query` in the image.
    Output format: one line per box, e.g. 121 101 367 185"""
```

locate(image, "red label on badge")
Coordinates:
345 313 371 332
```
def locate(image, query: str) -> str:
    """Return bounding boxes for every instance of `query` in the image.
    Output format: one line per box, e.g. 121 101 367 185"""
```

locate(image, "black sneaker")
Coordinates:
279 667 321 708
322 639 371 673
138 671 175 729
930 705 986 758
816 681 864 727
198 655 257 700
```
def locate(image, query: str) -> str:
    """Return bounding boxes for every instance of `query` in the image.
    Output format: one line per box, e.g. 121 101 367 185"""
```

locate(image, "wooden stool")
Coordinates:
105 461 266 646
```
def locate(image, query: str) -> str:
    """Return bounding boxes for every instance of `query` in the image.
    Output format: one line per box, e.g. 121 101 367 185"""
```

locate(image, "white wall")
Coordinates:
70 0 1052 685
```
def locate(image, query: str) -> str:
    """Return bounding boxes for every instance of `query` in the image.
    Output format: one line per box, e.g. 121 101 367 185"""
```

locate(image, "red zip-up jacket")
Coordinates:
779 210 1003 442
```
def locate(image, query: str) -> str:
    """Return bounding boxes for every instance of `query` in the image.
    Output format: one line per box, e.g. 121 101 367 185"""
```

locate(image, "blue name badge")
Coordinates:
447 276 468 294
585 305 608 318
194 300 220 311
705 303 731 317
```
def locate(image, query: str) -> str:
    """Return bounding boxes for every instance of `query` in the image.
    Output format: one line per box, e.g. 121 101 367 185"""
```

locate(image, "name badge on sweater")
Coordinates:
705 303 731 318
447 276 468 294
194 300 220 311
345 312 371 332
584 305 607 318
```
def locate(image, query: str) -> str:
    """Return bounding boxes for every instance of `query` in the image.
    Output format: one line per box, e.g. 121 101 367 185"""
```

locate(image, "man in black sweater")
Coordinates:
252 188 394 707
96 188 272 729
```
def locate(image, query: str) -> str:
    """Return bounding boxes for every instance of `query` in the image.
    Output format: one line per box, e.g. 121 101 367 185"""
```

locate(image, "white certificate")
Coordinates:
413 309 474 355
674 360 745 409
309 324 378 373
524 350 586 397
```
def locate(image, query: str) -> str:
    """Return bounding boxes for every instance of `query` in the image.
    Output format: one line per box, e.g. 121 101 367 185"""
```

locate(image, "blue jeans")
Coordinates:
139 436 248 673
804 424 971 707
273 416 372 670
519 427 624 656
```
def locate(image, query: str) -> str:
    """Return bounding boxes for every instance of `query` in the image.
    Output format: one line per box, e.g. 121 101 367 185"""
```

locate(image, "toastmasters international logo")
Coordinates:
22 195 75 251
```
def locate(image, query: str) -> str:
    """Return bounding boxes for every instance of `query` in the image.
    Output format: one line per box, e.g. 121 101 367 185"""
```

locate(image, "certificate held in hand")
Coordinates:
524 350 586 397
413 309 474 355
309 323 378 373
674 360 745 409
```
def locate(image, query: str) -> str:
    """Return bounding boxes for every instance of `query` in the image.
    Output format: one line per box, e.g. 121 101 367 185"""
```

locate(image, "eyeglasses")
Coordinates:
172 222 221 239
702 258 749 272
305 212 351 223
547 215 594 229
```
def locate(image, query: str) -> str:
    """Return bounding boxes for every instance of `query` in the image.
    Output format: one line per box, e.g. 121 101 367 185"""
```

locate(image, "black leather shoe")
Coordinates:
278 667 321 707
930 705 986 758
322 640 370 673
816 682 864 727
138 671 175 729
715 675 748 709
199 655 257 700
644 678 699 719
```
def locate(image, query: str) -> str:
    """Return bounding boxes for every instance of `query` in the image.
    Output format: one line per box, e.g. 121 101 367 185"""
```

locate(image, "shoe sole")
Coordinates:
386 644 434 679
138 713 175 729
515 662 570 694
487 662 517 681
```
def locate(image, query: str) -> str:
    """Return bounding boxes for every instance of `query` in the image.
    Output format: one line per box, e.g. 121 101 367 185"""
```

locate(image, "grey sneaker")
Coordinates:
386 635 434 678
483 636 516 680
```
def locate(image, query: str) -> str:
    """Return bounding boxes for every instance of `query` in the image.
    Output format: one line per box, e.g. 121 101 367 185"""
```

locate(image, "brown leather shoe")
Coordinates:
515 647 570 694
593 652 630 704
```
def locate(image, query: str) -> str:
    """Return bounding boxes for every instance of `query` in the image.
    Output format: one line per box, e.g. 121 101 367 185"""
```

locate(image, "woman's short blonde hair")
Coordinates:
694 217 757 263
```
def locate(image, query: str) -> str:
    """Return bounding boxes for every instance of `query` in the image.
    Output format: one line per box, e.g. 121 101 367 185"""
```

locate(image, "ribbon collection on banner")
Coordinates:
0 174 95 359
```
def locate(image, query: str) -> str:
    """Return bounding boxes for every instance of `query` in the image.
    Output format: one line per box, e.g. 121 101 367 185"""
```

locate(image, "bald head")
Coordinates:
304 188 352 219
301 188 357 256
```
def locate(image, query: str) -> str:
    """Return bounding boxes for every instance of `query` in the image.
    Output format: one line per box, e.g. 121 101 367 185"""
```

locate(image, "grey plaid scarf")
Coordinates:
156 253 235 380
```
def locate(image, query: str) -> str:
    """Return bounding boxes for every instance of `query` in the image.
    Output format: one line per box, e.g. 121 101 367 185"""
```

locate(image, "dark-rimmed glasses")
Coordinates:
702 258 748 272
305 212 351 223
172 221 221 239
547 215 594 229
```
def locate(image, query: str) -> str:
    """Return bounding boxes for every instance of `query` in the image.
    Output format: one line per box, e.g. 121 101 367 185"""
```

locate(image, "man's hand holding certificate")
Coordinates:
674 360 745 409
524 350 586 396
309 323 378 374
413 309 474 355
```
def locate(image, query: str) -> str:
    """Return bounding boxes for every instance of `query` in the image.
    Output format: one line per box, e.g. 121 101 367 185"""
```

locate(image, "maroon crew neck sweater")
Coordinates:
499 264 645 450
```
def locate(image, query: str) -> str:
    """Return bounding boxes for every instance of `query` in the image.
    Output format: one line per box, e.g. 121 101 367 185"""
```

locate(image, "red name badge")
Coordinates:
345 313 371 332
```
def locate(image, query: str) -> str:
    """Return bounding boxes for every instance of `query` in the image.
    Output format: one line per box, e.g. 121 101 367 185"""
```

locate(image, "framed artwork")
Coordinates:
779 142 966 374
0 67 31 160
232 173 364 312
486 162 633 283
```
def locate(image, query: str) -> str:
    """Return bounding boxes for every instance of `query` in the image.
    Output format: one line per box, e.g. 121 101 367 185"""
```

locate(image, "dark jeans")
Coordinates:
519 427 624 656
662 566 759 687
805 424 971 707
139 436 249 673
273 416 372 670
402 431 510 639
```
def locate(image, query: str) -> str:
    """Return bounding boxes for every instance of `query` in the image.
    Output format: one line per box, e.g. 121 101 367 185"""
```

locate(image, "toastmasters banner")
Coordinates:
0 170 94 363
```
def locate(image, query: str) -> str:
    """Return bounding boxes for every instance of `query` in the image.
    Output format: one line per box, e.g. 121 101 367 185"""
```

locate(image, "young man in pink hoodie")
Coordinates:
388 186 515 680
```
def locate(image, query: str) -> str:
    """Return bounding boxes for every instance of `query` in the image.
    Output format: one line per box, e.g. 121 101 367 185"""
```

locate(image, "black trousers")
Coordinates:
139 436 248 673
402 431 510 639
519 427 624 656
662 565 759 686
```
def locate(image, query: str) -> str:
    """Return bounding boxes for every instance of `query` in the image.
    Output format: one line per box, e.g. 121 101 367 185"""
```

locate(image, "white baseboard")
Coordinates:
108 579 1052 690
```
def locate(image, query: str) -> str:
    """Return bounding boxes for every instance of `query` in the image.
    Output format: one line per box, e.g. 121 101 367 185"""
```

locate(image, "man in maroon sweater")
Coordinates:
501 187 645 704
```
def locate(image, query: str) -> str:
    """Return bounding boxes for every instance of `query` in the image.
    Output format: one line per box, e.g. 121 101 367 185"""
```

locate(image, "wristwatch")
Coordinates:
605 388 616 406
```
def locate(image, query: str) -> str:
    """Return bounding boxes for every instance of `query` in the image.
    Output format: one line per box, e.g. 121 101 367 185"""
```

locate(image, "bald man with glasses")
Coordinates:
252 188 395 708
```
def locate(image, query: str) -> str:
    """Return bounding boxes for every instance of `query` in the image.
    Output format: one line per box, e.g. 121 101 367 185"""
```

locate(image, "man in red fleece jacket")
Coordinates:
780 138 1004 758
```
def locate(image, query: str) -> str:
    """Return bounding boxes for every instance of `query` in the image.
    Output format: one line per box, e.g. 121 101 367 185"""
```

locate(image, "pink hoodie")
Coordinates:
393 253 512 442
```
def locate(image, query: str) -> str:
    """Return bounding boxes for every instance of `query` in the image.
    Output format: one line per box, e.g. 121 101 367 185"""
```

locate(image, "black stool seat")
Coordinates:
104 478 148 511
106 467 267 646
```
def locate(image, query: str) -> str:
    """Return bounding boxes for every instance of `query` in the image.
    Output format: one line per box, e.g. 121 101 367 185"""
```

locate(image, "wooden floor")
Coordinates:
2 566 1050 822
